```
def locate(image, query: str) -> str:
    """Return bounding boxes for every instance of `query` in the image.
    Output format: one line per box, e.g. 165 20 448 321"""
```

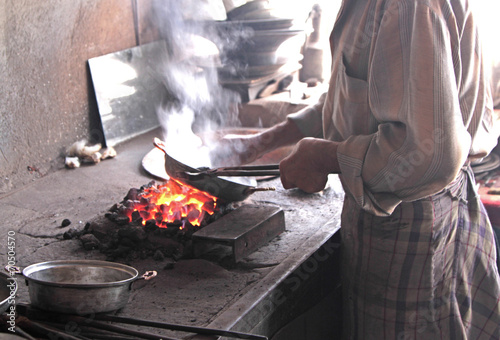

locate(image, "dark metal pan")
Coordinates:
153 138 275 202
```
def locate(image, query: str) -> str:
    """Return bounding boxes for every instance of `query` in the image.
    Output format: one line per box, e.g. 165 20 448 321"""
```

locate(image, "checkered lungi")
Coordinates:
340 166 500 339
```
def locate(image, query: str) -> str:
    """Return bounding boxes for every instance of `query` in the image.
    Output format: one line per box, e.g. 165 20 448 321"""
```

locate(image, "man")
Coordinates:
215 0 500 338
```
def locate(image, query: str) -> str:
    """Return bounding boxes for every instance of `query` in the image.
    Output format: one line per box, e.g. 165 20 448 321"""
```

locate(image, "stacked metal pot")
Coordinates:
213 0 305 99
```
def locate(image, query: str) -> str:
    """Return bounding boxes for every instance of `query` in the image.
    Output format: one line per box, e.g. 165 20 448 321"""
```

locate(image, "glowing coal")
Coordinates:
117 180 218 228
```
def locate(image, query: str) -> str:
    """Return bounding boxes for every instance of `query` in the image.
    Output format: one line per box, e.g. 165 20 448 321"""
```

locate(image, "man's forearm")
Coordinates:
255 118 305 155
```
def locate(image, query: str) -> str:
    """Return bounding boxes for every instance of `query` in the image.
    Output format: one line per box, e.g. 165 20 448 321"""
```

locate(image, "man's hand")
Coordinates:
280 138 340 193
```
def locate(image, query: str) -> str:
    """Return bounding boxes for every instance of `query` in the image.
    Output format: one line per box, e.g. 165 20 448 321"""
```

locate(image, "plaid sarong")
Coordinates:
340 166 500 339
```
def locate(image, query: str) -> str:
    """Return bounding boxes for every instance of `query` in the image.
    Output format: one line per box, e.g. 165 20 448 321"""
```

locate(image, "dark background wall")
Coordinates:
0 0 158 194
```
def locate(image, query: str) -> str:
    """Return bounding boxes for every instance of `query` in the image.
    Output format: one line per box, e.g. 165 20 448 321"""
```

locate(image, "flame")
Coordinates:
124 179 217 228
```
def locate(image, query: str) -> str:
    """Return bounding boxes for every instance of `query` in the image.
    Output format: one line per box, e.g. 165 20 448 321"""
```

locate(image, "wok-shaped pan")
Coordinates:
153 138 275 202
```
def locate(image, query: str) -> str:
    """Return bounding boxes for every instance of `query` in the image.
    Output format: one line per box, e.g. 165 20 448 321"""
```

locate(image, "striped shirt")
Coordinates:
288 0 500 338
289 0 500 216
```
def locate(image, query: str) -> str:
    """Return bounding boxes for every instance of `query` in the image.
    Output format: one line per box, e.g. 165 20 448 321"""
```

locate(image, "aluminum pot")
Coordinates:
7 260 156 314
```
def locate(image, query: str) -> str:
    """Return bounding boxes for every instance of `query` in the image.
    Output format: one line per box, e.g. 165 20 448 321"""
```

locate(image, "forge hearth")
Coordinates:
79 180 285 262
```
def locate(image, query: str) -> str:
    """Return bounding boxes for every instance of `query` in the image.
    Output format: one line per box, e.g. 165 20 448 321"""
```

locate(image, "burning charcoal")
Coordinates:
131 210 142 223
109 203 120 213
124 200 139 209
154 212 164 224
139 210 151 221
160 204 168 215
63 228 81 240
202 200 216 214
61 219 71 227
172 211 182 222
187 209 200 223
125 188 140 201
118 206 134 217
170 201 182 213
80 234 100 250
140 196 150 206
115 215 130 225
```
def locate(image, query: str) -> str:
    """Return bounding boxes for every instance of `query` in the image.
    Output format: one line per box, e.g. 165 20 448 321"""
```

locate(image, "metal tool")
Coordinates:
177 164 280 181
154 138 276 202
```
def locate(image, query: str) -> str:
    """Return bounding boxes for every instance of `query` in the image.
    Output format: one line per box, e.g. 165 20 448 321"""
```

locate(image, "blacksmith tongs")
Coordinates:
176 164 280 181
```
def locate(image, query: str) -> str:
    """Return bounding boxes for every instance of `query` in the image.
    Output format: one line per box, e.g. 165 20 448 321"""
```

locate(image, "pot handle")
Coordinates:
4 265 25 288
140 270 157 281
4 265 22 275
130 270 157 290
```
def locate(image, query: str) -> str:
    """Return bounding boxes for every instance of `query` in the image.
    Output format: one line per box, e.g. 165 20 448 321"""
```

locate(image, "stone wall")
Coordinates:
0 0 158 193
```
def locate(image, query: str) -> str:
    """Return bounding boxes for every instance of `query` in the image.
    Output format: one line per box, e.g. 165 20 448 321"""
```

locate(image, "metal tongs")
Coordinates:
176 164 280 181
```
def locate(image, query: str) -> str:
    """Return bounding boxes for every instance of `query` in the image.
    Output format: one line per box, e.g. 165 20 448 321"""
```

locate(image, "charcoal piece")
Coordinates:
125 188 140 201
61 219 71 227
115 216 130 225
118 225 146 241
157 225 179 236
131 210 142 223
140 196 150 206
124 200 139 208
139 210 152 221
80 234 100 250
63 228 81 240
145 219 159 232
118 206 134 218
105 212 118 222
142 180 156 189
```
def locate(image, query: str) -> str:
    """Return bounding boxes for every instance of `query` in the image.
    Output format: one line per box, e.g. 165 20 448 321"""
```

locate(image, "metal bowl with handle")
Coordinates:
153 138 275 202
6 260 156 314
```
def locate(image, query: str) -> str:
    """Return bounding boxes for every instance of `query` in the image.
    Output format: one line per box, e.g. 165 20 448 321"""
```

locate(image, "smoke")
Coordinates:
152 0 243 168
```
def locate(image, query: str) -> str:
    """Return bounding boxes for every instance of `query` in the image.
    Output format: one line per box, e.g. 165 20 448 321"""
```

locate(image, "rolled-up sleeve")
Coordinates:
335 2 483 216
287 93 326 138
